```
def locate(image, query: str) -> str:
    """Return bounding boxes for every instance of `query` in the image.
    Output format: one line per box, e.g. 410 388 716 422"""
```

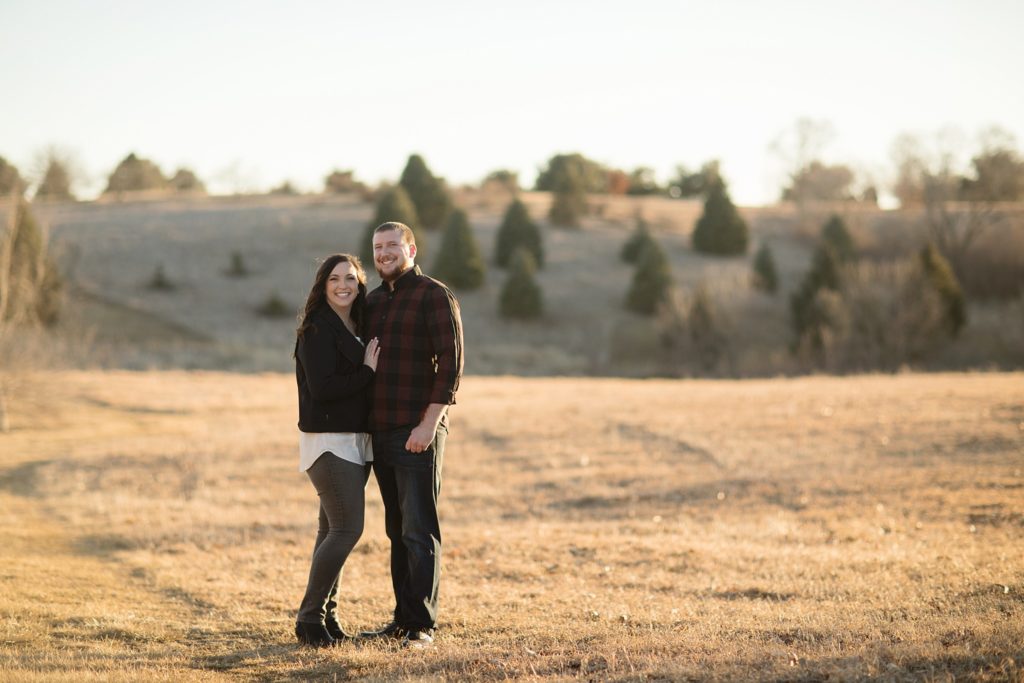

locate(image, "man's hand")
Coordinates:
405 403 447 453
405 422 437 453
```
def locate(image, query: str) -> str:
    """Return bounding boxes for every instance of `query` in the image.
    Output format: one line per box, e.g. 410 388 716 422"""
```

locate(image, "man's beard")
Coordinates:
376 259 404 282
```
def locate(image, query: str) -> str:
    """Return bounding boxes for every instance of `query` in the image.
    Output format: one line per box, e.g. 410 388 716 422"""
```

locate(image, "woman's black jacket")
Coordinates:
295 307 374 433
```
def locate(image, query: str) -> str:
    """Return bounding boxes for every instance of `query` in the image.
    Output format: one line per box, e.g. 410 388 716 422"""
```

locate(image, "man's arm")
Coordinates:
406 286 463 453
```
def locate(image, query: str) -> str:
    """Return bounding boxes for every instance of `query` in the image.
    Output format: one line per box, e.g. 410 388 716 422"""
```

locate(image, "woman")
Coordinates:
293 253 380 647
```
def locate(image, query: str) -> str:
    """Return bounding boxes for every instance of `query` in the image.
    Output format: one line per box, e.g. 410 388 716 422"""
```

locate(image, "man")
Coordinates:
360 222 463 647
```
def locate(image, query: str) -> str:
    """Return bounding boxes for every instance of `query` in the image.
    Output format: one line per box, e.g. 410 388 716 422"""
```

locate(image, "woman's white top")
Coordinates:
299 431 373 471
297 331 373 472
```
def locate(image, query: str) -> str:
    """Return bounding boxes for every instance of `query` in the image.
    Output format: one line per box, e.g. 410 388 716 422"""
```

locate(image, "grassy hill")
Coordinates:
26 193 1024 376
1 370 1021 680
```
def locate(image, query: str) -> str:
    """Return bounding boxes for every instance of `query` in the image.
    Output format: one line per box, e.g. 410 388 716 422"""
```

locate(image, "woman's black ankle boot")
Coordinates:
295 621 336 648
324 615 353 640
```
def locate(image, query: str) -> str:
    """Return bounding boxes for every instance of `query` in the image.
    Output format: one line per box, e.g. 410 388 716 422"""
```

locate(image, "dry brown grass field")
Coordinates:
2 371 1022 681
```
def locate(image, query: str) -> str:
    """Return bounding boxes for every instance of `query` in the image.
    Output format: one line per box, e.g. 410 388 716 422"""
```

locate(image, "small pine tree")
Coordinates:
620 218 656 264
821 214 856 262
432 209 485 290
34 159 75 201
752 244 779 293
499 249 543 319
256 290 291 317
225 251 249 278
360 186 421 267
493 199 543 268
691 179 748 255
399 154 451 230
146 263 175 291
626 239 673 315
919 243 966 336
1 201 63 325
790 245 842 350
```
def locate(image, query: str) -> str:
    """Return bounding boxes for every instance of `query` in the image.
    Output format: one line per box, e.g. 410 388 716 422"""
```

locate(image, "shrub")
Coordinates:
549 188 586 228
493 199 543 268
751 244 778 293
324 169 358 194
146 264 175 291
536 153 598 228
399 154 451 230
360 186 421 267
499 249 543 320
256 290 291 318
432 209 484 290
224 251 249 278
919 243 966 336
269 181 298 196
0 201 63 326
105 153 166 193
659 286 729 373
692 179 748 255
811 260 950 371
620 217 656 264
170 168 205 193
821 214 856 262
625 239 673 315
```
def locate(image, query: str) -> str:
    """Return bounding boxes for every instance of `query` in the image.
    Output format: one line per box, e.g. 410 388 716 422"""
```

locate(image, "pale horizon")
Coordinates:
2 0 1022 205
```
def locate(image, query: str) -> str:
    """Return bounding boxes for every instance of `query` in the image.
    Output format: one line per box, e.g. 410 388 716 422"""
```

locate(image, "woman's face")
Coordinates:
325 261 360 313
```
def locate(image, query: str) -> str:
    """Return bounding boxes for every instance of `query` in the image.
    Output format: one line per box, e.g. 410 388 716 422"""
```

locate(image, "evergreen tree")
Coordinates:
626 239 673 315
146 263 175 291
1 201 63 325
399 154 451 230
789 245 842 350
34 158 74 201
691 179 748 255
432 208 485 290
752 243 779 293
493 199 543 268
821 214 856 262
359 186 420 267
0 157 27 197
919 242 966 336
170 168 206 193
621 218 656 264
499 248 543 320
224 251 249 278
686 286 726 370
105 153 167 193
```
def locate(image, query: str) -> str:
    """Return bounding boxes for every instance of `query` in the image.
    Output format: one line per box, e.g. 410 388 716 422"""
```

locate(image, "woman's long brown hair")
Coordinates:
295 253 368 343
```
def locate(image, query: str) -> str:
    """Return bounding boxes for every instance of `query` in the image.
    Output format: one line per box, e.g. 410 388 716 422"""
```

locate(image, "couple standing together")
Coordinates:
293 221 463 648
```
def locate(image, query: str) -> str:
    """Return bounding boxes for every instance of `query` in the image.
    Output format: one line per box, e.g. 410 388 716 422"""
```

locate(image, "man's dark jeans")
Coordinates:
371 422 446 630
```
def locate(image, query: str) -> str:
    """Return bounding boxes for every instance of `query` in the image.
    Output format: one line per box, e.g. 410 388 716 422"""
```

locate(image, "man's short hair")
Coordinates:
374 222 416 246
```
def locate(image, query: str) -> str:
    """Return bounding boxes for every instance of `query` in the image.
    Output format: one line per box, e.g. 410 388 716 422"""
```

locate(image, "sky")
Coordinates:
1 0 1022 205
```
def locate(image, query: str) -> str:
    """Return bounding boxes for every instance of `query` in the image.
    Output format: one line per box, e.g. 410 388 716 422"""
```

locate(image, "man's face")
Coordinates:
372 228 416 282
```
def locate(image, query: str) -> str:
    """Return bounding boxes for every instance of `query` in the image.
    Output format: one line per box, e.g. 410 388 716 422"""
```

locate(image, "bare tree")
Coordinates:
890 128 1010 274
770 118 839 207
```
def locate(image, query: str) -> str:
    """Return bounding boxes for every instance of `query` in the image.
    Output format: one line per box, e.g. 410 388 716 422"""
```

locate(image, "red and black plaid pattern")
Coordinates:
366 266 464 430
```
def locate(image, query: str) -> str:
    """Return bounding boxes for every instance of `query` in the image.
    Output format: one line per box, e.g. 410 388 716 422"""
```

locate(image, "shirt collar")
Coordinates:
390 264 422 291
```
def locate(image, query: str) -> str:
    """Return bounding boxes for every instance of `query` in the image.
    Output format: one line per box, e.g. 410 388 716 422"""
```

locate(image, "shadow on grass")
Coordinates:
0 459 54 497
